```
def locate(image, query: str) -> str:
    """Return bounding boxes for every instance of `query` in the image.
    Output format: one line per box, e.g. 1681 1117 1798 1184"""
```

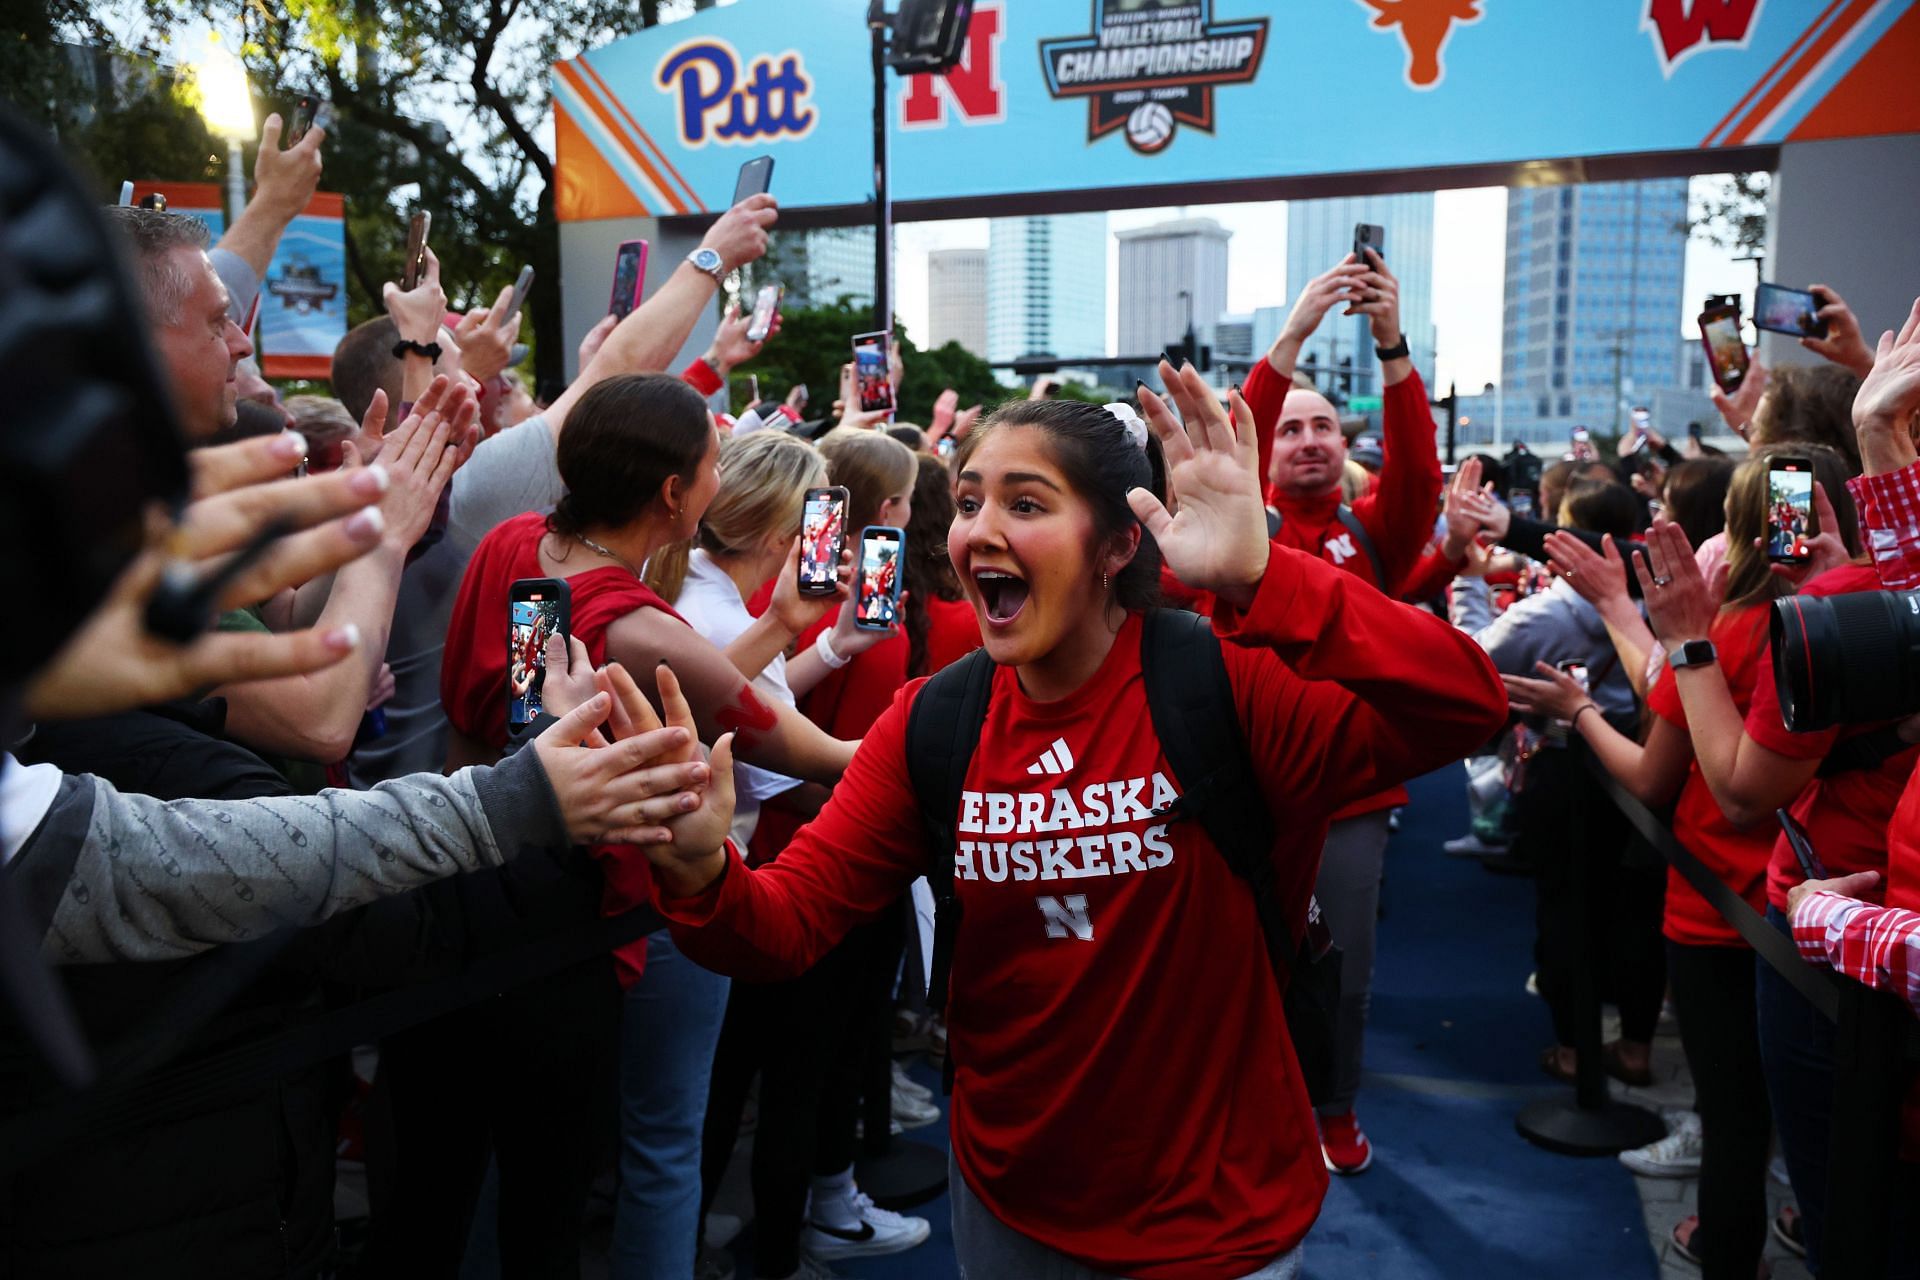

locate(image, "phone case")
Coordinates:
855 526 905 630
507 578 571 730
799 488 849 595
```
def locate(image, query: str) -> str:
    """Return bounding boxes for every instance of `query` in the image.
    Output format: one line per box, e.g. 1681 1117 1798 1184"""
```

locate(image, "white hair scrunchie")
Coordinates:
1105 401 1148 452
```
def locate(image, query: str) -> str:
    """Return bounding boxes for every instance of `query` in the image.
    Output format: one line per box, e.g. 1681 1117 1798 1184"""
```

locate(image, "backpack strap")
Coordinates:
1140 610 1293 979
1333 505 1388 589
903 647 996 1020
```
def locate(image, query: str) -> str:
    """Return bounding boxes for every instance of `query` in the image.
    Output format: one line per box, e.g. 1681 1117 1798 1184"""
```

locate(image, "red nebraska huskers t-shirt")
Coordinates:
659 547 1506 1277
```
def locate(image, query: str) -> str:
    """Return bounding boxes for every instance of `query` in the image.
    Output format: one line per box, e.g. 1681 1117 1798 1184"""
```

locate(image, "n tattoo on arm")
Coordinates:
716 682 778 753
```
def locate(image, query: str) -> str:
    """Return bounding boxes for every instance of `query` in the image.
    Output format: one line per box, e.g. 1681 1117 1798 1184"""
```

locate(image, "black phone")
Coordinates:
1766 455 1817 564
138 192 167 211
851 331 894 416
746 283 783 344
501 264 534 330
1754 283 1830 340
608 239 648 319
798 487 850 596
1777 807 1830 881
1698 301 1749 392
507 578 571 731
733 155 775 205
855 525 905 631
1353 222 1385 263
402 210 432 291
289 94 330 145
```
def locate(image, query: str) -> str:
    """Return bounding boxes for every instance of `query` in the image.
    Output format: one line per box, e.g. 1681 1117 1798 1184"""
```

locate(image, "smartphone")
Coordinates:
1353 222 1385 263
851 331 894 416
500 264 534 329
1754 283 1830 340
798 487 850 596
607 239 648 319
855 525 905 631
138 192 167 211
1777 807 1830 881
401 210 432 290
1508 489 1535 519
117 180 134 206
733 155 775 205
791 383 808 412
1766 455 1817 564
936 436 956 459
289 94 330 144
746 283 783 344
1697 301 1749 393
507 578 571 731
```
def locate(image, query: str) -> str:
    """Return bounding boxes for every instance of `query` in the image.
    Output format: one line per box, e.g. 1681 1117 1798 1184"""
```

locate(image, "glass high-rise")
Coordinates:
1283 194 1436 396
1115 217 1231 363
987 214 1108 365
1500 179 1688 443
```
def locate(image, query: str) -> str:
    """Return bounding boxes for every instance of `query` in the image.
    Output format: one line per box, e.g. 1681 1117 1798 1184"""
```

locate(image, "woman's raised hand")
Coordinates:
1129 360 1270 610
1545 531 1631 610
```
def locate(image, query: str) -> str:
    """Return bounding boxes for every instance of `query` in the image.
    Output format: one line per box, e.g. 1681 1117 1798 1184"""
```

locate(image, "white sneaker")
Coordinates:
892 1059 934 1104
1618 1111 1702 1178
891 1083 941 1130
802 1189 932 1260
1444 833 1507 857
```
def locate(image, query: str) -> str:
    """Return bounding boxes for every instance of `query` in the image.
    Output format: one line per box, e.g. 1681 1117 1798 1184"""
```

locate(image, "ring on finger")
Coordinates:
1653 575 1673 588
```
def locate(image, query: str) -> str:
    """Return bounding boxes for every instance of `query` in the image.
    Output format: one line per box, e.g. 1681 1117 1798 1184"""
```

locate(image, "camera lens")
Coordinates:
1770 590 1920 732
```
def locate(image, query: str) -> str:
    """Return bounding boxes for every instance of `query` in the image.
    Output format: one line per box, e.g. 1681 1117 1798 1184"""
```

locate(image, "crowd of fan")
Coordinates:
4 109 1920 1280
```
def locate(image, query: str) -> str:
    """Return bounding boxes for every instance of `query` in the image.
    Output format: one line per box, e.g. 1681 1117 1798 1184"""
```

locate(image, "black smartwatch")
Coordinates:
1668 639 1718 670
1374 335 1410 361
393 338 443 361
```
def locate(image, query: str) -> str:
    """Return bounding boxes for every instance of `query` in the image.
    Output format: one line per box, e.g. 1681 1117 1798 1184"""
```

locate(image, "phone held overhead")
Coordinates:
608 240 648 319
1353 222 1385 263
501 265 535 330
746 283 783 344
401 210 432 291
733 155 774 205
851 331 894 417
1753 282 1830 340
1697 296 1749 392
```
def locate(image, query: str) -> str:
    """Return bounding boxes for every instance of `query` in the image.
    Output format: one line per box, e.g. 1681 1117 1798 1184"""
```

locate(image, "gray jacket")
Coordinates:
1452 576 1638 721
5 747 564 964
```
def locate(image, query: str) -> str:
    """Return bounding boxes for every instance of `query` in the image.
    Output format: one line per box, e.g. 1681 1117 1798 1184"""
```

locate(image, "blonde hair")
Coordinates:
816 427 917 530
644 431 826 601
1339 459 1369 504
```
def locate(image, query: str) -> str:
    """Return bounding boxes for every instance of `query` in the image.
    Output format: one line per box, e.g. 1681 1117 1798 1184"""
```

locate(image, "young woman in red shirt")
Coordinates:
1506 445 1825 1279
615 363 1507 1279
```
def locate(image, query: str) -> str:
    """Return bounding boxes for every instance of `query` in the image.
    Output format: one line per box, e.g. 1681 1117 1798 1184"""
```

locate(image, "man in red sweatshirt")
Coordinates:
1241 248 1444 1176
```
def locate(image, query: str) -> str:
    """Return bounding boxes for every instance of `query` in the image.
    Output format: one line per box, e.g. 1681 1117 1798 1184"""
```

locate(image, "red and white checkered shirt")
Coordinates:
1848 462 1920 591
1793 890 1920 1018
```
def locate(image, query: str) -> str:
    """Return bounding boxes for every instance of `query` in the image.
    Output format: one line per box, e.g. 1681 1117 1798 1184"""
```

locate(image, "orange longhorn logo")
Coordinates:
1358 0 1483 90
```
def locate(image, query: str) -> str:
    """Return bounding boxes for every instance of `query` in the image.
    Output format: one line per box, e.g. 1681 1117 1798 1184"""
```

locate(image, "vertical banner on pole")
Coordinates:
257 194 347 380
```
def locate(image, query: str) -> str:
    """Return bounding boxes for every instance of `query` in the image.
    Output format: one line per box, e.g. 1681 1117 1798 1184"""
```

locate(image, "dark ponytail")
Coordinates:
955 398 1167 612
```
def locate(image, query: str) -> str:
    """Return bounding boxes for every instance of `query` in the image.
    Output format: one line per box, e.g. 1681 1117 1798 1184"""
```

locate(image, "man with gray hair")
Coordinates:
104 207 254 442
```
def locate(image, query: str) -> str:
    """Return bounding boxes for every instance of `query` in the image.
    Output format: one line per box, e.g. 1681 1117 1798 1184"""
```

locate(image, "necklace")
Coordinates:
577 533 642 579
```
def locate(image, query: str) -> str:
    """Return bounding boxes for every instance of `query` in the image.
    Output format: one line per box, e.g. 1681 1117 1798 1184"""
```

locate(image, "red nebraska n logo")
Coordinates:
1642 0 1766 76
901 3 1005 129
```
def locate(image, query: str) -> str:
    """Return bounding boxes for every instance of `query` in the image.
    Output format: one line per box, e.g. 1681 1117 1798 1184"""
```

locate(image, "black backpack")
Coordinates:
904 608 1342 1103
1266 505 1385 586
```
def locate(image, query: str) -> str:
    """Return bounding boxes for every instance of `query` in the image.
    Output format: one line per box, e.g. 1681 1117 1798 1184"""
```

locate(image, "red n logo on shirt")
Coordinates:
1037 895 1094 941
900 4 1006 129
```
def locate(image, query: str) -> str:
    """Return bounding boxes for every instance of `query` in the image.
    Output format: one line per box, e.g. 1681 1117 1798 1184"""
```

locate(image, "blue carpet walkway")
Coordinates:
798 763 1657 1280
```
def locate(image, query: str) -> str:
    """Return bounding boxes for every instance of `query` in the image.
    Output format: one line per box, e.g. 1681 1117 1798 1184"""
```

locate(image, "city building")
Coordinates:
1284 193 1437 397
927 247 987 357
1214 313 1255 365
986 214 1108 367
781 225 878 310
1498 178 1690 444
1115 217 1231 362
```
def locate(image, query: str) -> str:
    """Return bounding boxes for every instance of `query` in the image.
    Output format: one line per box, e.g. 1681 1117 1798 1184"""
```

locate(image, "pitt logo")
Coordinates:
1642 0 1765 77
1357 0 1482 91
901 3 1005 129
657 39 817 146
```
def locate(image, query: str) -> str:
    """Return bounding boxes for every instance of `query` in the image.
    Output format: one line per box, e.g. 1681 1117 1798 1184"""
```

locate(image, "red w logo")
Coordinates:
1642 0 1765 74
901 3 1005 128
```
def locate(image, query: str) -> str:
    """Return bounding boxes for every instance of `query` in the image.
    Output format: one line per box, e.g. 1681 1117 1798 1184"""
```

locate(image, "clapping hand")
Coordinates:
1545 531 1632 610
1631 521 1723 646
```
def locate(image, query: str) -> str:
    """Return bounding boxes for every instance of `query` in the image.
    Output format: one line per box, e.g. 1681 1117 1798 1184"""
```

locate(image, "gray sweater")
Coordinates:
6 747 564 964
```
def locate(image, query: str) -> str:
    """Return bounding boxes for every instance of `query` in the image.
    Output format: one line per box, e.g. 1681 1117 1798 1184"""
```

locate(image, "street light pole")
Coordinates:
224 137 246 226
868 0 893 335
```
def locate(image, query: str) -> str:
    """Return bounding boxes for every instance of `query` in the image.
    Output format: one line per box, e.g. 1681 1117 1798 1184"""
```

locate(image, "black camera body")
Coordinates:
1771 590 1920 732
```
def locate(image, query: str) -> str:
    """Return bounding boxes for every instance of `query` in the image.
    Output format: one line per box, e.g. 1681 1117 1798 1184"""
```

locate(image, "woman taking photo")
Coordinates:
622 363 1508 1277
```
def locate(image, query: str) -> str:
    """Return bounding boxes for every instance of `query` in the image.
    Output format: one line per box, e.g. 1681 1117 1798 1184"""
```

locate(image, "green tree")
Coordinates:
1685 171 1770 256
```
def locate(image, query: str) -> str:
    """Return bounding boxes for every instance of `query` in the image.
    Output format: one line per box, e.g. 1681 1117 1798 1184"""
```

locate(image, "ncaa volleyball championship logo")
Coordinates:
1039 0 1269 155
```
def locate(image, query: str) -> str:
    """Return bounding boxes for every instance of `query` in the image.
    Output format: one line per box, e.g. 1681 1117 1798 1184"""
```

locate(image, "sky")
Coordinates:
895 179 1758 393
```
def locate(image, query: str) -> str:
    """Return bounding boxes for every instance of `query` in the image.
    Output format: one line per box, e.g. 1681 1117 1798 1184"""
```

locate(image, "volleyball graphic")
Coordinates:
1125 101 1175 153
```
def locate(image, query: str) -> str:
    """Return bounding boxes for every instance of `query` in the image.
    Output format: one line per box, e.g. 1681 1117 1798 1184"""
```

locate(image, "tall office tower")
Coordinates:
927 247 987 357
780 225 877 310
1499 178 1689 443
986 213 1109 366
1284 193 1436 397
1115 217 1231 361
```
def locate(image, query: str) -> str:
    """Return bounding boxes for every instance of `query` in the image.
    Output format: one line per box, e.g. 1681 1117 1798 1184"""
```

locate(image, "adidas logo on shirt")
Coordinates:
1026 737 1075 776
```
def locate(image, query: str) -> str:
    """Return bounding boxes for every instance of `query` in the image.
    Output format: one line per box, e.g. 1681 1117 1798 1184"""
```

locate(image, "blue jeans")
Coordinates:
609 930 731 1279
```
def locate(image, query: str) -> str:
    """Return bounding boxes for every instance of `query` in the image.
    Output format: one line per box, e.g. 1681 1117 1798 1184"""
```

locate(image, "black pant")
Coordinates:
364 956 622 1279
700 914 898 1277
1668 941 1771 1280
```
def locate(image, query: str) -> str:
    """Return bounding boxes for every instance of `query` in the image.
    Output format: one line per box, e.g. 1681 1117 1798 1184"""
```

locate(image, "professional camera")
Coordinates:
1770 590 1920 732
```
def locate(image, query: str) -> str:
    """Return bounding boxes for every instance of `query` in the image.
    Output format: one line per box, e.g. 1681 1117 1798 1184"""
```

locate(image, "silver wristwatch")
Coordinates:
685 246 726 283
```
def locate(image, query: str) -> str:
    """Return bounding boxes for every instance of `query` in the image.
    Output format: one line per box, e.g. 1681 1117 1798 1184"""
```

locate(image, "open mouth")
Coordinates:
974 569 1030 625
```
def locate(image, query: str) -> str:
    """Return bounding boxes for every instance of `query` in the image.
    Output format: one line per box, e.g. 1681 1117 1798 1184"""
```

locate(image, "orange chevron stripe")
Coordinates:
1702 0 1848 146
555 59 690 215
1722 0 1878 145
576 55 705 213
554 99 650 222
1788 3 1920 140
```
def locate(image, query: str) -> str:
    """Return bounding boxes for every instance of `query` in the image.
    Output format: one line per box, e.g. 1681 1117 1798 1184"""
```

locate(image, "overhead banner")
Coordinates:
554 0 1920 221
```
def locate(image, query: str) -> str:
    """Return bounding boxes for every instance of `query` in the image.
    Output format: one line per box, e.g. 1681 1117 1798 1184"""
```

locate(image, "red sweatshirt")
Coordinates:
1242 357 1444 818
658 546 1506 1278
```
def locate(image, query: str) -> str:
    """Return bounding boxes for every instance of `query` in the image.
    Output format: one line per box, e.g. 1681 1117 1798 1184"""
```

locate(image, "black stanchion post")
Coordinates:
1820 984 1904 1278
1517 738 1666 1154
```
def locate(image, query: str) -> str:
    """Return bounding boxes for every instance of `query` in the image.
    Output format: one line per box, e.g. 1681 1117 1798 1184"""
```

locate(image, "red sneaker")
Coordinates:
1319 1112 1374 1175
